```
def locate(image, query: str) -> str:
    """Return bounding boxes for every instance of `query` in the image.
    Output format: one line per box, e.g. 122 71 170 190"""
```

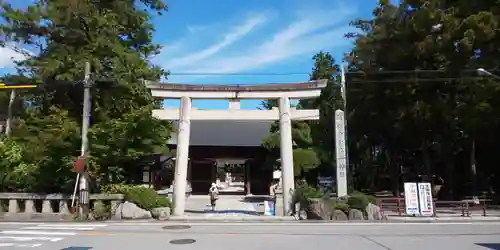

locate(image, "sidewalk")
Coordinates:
167 215 297 222
387 215 500 222
184 195 261 216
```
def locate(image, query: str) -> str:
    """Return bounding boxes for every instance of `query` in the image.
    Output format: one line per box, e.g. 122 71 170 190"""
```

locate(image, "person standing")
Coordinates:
209 183 219 211
269 180 279 215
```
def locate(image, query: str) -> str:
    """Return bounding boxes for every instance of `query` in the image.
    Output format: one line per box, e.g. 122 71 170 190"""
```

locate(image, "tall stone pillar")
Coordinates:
334 109 348 197
172 96 192 216
279 97 295 215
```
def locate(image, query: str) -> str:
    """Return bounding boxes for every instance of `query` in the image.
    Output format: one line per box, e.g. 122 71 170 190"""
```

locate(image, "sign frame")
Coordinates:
417 182 434 216
404 182 420 215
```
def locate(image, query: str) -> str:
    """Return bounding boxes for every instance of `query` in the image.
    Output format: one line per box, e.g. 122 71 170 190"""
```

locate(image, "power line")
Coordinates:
168 69 484 76
169 72 310 76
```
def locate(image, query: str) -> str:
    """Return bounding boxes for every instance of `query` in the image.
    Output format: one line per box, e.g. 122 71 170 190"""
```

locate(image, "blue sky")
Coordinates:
0 0 379 109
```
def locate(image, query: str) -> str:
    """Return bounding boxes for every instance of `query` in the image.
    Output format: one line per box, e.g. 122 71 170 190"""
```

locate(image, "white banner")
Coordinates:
418 182 434 216
404 182 420 215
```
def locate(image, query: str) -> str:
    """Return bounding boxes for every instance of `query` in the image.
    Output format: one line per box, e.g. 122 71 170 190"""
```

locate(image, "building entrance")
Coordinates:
180 145 271 195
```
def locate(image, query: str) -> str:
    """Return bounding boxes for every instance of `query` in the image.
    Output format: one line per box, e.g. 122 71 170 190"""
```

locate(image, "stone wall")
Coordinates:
0 193 123 220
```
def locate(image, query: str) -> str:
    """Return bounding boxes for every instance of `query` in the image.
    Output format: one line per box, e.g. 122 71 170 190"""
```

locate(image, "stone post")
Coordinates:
8 199 19 213
172 96 192 216
24 200 36 213
279 97 295 216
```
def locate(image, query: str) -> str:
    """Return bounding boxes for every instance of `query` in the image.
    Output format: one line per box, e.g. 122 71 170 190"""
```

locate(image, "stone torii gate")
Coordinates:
145 80 327 216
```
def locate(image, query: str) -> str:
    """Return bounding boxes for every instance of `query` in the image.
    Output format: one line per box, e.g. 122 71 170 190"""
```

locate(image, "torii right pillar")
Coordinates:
279 97 295 215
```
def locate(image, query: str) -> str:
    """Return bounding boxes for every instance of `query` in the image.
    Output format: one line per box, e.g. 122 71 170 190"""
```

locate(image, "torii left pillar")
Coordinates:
172 96 191 216
279 97 295 216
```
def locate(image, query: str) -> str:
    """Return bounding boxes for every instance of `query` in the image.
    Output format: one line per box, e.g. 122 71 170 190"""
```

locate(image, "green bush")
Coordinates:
333 202 350 214
100 184 133 194
90 200 111 220
347 191 376 210
294 182 329 204
100 184 171 211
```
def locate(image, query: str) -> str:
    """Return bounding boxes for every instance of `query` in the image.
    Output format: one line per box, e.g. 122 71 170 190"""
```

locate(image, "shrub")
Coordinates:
100 184 133 194
347 191 376 210
333 202 350 214
100 184 171 211
90 200 111 220
294 182 329 204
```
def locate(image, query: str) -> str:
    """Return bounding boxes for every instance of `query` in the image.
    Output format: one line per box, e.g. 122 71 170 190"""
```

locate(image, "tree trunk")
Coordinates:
444 160 455 199
386 149 400 196
421 140 432 181
470 138 477 197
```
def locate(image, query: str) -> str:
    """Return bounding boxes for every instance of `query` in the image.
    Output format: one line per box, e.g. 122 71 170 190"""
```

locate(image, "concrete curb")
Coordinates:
166 216 298 222
387 216 500 223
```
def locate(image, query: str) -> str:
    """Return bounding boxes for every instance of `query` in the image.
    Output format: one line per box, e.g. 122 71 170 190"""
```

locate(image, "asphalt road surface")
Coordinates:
0 221 499 250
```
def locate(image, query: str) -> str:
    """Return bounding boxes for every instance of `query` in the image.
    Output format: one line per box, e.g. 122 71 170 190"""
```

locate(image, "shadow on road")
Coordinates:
61 247 93 250
476 243 500 250
185 209 264 215
241 195 270 203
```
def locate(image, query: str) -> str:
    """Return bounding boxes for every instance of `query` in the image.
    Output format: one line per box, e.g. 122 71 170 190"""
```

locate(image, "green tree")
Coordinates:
307 52 343 172
0 0 172 192
341 0 500 197
0 138 38 192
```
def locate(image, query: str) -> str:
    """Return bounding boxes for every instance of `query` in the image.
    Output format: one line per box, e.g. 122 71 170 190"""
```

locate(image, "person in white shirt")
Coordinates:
209 183 219 211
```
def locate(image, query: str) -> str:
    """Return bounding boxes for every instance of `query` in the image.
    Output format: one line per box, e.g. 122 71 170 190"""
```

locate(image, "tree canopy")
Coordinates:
340 0 500 198
0 0 171 193
261 0 500 200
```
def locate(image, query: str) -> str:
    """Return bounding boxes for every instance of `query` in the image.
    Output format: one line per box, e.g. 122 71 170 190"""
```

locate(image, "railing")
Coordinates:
377 196 493 217
0 193 124 215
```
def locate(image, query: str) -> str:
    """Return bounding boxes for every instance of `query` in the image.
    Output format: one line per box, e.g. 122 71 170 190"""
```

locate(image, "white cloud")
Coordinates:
163 14 267 70
160 2 357 75
186 25 206 33
0 46 27 69
192 27 353 74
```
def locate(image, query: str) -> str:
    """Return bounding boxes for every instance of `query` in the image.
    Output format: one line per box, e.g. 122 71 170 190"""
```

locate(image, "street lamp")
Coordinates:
477 68 500 79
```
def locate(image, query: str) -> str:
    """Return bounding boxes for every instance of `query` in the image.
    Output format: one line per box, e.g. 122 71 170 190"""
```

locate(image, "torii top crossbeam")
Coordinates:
144 80 327 99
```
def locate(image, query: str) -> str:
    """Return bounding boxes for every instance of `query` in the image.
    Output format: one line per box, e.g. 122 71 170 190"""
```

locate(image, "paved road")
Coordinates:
1 221 499 249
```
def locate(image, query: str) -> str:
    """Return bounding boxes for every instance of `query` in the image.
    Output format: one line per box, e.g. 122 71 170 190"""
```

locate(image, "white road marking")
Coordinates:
0 243 41 247
0 222 108 227
0 223 39 226
0 222 106 248
22 226 95 231
0 236 63 242
37 223 107 227
0 231 76 236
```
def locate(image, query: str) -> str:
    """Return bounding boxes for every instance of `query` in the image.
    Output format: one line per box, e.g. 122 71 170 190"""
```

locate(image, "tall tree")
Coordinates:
341 0 500 198
0 0 172 192
307 52 342 172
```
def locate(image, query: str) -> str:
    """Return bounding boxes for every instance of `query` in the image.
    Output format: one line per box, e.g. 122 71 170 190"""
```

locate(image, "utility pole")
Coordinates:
340 60 348 143
78 62 92 218
5 89 16 137
341 61 350 192
0 81 39 137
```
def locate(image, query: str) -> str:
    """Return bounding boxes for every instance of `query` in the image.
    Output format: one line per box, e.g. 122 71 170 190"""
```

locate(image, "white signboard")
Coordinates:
334 109 348 197
418 182 434 216
404 182 420 215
